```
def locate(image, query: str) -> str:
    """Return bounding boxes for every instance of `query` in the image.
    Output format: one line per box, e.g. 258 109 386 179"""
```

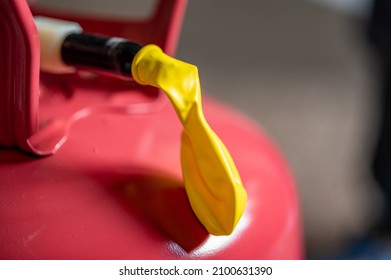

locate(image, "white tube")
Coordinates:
34 16 82 73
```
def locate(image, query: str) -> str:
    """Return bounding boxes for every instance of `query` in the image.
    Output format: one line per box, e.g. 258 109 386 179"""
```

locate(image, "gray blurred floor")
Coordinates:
35 0 383 257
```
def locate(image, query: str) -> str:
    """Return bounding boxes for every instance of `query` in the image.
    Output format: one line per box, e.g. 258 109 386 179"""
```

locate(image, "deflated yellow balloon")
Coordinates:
132 45 247 235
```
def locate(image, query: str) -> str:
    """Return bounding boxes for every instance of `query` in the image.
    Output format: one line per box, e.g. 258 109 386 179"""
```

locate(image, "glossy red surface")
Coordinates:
0 0 303 259
0 94 303 259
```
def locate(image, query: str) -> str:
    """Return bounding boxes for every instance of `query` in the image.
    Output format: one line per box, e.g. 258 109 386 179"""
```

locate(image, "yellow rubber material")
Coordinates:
132 45 247 235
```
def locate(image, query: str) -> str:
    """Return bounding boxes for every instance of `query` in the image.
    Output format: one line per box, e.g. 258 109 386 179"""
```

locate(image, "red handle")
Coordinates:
0 0 187 155
0 0 40 153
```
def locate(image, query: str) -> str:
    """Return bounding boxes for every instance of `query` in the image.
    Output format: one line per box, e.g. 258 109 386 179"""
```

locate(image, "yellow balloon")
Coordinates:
132 45 247 235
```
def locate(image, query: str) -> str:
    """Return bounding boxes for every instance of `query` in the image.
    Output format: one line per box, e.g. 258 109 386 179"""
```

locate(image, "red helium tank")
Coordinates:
0 0 303 259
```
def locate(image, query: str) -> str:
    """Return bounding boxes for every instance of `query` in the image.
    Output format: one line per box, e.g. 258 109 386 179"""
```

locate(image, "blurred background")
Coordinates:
179 0 384 259
33 0 384 258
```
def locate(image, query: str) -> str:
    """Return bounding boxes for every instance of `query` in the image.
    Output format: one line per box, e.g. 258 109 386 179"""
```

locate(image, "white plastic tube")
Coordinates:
34 16 82 73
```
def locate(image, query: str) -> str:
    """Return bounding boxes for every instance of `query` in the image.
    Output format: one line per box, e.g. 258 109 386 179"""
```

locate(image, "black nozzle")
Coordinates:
61 33 142 77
